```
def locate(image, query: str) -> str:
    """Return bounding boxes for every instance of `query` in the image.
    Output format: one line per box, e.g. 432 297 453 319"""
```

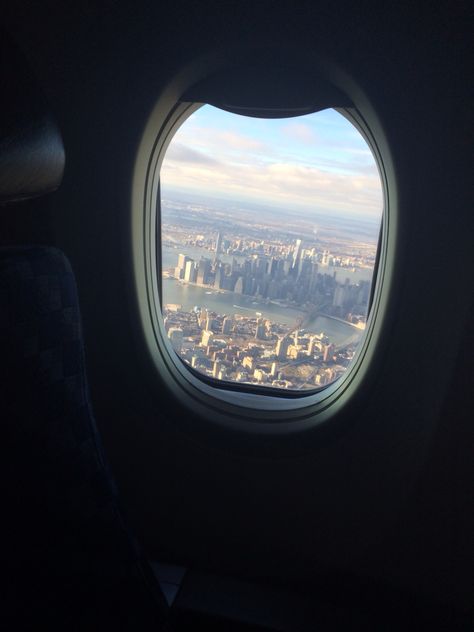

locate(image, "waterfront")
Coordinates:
161 243 369 346
162 244 374 284
162 277 361 347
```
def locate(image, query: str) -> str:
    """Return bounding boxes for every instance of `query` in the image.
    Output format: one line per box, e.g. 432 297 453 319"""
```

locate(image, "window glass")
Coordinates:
160 106 383 392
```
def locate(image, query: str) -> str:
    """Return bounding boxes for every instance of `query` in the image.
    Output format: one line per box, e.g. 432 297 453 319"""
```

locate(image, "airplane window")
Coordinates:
158 105 383 395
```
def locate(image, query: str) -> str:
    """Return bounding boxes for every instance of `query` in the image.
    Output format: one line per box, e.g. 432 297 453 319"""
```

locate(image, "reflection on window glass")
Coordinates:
160 106 383 392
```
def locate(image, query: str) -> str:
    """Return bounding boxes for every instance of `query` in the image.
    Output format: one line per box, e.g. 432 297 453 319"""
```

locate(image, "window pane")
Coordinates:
160 106 383 392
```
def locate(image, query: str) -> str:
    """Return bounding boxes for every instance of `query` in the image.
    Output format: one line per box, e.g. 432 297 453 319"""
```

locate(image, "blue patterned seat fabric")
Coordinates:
0 246 168 630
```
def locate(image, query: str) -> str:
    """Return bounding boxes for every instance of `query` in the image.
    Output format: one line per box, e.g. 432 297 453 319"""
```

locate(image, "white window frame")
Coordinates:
131 65 397 433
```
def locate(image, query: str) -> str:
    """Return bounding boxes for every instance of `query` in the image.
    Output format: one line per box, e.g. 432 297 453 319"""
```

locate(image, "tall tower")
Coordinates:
215 232 223 256
234 277 244 294
184 259 197 282
214 266 222 289
255 318 265 340
222 316 233 335
292 239 302 276
196 258 211 285
198 308 208 329
275 336 290 360
201 330 214 347
177 253 189 270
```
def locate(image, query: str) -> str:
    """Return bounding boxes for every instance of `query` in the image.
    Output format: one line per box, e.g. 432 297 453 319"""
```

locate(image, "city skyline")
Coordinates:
162 232 367 391
159 107 382 391
160 196 378 391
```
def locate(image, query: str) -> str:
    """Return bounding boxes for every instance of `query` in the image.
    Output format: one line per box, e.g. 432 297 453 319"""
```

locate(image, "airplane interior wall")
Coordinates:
4 0 473 615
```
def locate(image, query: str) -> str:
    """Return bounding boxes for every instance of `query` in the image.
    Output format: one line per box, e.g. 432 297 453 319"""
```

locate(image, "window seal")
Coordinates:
130 64 396 433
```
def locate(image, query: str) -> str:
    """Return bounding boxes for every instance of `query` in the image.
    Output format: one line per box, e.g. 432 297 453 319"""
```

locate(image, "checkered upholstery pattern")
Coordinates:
0 246 168 630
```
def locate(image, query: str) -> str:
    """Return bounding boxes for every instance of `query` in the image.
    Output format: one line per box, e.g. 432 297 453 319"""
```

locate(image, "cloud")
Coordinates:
217 131 267 151
282 122 318 144
161 107 384 218
164 143 218 165
172 125 269 154
161 157 383 218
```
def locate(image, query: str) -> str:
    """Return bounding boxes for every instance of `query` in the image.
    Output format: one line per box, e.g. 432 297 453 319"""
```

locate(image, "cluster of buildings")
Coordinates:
164 306 358 391
180 229 374 271
172 235 371 324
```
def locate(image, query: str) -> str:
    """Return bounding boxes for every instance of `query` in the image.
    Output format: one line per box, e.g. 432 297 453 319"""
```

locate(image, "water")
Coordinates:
161 266 362 348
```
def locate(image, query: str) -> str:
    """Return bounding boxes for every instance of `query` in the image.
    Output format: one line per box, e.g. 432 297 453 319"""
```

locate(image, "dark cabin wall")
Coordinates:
5 0 473 612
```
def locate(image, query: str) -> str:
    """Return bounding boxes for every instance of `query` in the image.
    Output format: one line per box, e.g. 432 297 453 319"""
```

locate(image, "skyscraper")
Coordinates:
255 317 265 340
215 231 223 256
307 336 317 356
177 253 189 270
168 327 183 353
198 308 208 329
175 253 190 279
222 316 233 335
196 258 211 285
275 336 290 360
201 330 214 347
292 238 302 275
234 277 244 294
184 259 197 282
214 265 222 289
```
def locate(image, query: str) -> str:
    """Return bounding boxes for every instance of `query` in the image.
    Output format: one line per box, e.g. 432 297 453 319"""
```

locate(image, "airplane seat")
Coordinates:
0 35 170 631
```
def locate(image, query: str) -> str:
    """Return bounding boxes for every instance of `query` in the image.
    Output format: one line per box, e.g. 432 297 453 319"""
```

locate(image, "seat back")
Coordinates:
1 246 168 630
0 33 169 631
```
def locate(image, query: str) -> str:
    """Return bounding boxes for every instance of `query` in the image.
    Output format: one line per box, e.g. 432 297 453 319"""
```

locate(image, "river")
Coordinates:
161 244 367 346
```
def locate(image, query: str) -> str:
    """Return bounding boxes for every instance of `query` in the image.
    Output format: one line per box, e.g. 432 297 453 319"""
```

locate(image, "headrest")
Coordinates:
0 33 65 204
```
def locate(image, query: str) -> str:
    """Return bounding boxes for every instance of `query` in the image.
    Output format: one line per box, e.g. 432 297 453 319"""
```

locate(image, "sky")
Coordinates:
160 106 383 220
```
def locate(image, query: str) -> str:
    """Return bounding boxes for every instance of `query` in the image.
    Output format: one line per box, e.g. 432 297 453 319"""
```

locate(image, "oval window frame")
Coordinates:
131 55 397 434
